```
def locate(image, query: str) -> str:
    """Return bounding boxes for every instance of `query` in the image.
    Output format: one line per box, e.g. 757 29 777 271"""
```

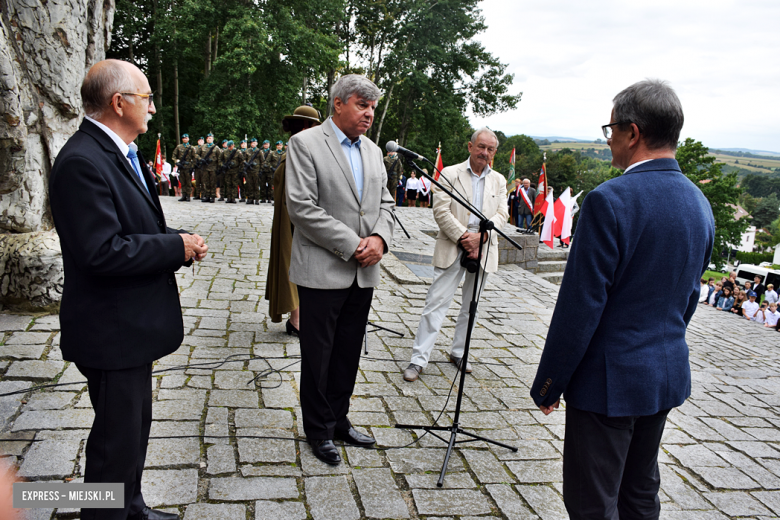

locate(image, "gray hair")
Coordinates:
329 74 381 114
612 79 684 150
470 127 498 147
81 60 136 119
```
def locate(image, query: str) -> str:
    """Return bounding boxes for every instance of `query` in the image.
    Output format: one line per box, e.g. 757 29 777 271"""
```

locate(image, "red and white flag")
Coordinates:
533 164 546 216
540 188 556 249
434 144 444 181
154 137 168 183
553 188 574 245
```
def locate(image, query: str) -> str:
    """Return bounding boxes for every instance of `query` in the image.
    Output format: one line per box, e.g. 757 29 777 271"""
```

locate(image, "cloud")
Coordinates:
469 0 780 151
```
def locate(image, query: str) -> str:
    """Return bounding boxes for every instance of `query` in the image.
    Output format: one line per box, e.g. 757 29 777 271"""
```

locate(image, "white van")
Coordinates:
735 264 780 290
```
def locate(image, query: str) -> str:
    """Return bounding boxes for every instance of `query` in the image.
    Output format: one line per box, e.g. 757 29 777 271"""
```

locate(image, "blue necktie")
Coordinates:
126 148 149 193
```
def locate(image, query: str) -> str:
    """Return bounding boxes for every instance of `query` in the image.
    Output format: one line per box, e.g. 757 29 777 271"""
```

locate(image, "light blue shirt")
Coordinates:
330 118 364 201
466 162 490 230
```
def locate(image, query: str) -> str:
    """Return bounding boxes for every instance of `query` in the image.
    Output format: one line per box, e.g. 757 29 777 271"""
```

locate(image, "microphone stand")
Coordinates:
394 157 519 487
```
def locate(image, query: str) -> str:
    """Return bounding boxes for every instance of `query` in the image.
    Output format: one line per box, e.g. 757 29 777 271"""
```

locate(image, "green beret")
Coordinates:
199 136 204 140
222 140 227 144
250 137 258 143
181 134 189 138
276 140 283 145
263 140 270 144
240 139 247 144
227 140 234 146
207 133 214 137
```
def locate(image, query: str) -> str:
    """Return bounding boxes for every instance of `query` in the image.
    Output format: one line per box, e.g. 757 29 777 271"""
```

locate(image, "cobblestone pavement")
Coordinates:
3 198 780 519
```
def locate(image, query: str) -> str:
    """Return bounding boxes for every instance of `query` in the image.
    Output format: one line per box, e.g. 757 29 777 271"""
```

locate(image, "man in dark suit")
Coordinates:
517 178 536 229
530 80 714 520
50 59 208 520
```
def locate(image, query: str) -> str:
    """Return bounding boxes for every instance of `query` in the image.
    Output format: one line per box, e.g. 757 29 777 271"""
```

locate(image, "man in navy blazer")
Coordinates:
530 80 714 520
50 60 208 520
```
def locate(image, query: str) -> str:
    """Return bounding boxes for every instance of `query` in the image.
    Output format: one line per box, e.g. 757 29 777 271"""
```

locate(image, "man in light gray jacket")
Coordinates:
286 74 395 465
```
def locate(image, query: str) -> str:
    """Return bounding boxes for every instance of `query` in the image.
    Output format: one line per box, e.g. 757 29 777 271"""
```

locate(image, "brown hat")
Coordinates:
283 105 322 125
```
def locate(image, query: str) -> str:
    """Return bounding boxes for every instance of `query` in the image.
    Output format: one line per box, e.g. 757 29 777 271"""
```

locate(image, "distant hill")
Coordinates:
718 148 780 157
530 136 597 143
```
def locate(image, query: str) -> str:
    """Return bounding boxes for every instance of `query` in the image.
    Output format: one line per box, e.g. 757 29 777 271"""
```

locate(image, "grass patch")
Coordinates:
703 270 728 281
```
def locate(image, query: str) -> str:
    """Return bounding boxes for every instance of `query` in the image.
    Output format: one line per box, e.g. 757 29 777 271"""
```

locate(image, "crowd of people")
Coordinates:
700 271 780 330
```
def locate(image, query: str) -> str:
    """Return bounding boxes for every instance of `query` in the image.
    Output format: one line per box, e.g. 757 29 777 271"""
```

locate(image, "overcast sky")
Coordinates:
469 0 780 152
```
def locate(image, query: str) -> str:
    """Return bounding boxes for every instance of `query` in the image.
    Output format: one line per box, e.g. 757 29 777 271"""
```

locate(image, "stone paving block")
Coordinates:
152 399 203 421
0 344 46 359
0 314 33 331
463 449 513 483
353 468 410 518
306 476 361 520
5 332 51 344
262 382 298 408
349 411 390 426
506 460 562 483
752 490 780 515
141 469 199 507
214 370 254 389
209 389 259 408
300 443 349 475
495 440 560 461
207 445 237 475
242 465 301 477
12 409 94 431
237 429 296 463
665 444 726 467
486 484 537 520
5 360 64 380
405 472 476 489
345 445 384 467
517 484 568 520
235 408 294 429
728 440 780 458
18 439 80 478
184 503 245 520
387 448 464 474
23 392 76 411
691 466 758 489
412 489 492 516
254 500 307 520
209 476 298 500
0 381 32 429
702 491 771 516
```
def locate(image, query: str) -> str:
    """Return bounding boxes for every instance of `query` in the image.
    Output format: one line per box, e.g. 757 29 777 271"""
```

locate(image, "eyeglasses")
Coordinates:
109 92 155 106
601 121 632 139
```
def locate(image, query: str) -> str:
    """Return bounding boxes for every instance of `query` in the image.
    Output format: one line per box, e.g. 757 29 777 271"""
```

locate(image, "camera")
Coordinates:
458 243 480 273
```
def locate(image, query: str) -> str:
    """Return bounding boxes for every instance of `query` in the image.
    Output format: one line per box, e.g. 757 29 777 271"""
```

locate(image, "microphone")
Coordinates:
386 141 427 162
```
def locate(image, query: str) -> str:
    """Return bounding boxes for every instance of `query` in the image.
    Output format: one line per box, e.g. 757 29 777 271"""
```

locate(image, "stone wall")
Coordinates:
0 231 62 312
0 0 113 310
497 228 538 271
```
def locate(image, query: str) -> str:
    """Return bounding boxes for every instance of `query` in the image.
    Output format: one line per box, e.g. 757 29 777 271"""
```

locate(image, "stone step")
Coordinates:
536 260 567 273
540 272 565 284
537 248 570 261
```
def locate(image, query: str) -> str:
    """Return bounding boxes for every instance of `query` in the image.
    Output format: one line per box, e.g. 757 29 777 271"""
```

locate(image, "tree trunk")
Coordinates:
374 79 395 145
214 27 219 62
0 0 114 309
205 30 211 78
174 60 180 140
326 68 335 116
301 75 308 105
129 40 133 62
397 90 414 146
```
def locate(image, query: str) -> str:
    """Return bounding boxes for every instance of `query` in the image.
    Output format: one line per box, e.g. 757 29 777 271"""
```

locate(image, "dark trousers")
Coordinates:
298 279 373 439
563 406 670 520
77 363 153 520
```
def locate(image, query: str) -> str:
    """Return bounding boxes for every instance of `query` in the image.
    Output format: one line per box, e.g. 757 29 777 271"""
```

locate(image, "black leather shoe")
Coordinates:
131 507 179 520
218 197 224 201
309 439 341 465
335 427 375 447
286 320 299 337
254 200 259 205
178 196 187 202
202 197 210 203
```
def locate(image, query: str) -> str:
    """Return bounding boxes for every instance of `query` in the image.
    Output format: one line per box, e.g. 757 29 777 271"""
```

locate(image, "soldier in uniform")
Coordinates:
384 150 403 202
172 133 196 201
244 138 263 205
199 133 221 203
258 140 272 202
217 139 229 200
260 139 272 161
192 136 205 199
262 140 285 203
219 140 244 203
238 139 248 201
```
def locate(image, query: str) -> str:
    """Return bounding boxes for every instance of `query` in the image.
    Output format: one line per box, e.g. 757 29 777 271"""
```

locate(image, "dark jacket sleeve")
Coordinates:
51 154 185 276
530 190 619 407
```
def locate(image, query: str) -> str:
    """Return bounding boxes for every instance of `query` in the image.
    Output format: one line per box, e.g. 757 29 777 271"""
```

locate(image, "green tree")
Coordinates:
493 134 543 181
739 192 759 215
753 193 780 229
676 138 749 270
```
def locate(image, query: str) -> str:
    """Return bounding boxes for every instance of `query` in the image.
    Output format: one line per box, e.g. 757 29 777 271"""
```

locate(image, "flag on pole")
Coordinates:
553 188 574 245
533 163 547 215
539 188 556 249
506 148 516 184
434 143 444 181
154 135 168 183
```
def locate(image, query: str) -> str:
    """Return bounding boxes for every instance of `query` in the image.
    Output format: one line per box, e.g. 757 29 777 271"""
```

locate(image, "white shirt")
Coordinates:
162 161 172 175
698 284 709 303
708 289 719 306
765 290 778 304
85 116 136 173
765 310 780 327
466 162 489 230
405 178 422 191
742 300 759 319
624 159 652 174
330 118 364 201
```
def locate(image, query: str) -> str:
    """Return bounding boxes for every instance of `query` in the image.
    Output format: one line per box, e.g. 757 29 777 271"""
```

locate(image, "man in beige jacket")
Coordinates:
404 128 508 382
